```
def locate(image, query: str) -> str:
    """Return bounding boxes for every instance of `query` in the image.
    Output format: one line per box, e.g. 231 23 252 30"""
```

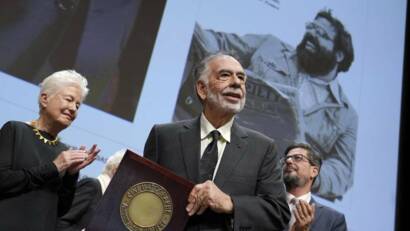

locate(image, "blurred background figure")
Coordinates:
0 70 100 231
57 149 126 231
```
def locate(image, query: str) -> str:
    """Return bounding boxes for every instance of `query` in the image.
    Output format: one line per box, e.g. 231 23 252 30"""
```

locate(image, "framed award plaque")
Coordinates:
86 150 194 231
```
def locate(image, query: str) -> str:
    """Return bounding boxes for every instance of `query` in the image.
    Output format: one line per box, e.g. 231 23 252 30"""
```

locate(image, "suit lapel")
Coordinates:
214 122 248 187
310 198 323 226
179 117 201 183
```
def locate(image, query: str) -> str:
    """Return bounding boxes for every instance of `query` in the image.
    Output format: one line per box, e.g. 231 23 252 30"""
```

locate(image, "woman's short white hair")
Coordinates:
39 70 89 103
102 149 126 177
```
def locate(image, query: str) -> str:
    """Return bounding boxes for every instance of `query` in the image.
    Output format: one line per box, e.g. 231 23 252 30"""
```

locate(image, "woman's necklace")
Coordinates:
30 121 59 146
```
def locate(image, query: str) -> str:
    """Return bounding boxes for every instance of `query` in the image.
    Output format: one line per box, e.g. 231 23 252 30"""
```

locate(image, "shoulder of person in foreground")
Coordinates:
151 118 199 134
57 177 102 230
143 118 199 154
235 122 278 146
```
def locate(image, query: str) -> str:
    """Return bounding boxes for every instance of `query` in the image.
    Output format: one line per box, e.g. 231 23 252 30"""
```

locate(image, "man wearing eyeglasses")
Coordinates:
282 143 347 231
174 9 357 201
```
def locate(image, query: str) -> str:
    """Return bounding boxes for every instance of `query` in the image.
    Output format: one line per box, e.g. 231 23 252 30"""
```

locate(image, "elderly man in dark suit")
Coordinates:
282 143 347 231
144 53 290 230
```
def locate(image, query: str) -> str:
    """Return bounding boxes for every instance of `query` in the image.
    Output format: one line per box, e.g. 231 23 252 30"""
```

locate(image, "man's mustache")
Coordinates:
302 33 320 51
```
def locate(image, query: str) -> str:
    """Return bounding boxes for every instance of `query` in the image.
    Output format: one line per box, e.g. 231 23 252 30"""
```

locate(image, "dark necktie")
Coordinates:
199 130 221 182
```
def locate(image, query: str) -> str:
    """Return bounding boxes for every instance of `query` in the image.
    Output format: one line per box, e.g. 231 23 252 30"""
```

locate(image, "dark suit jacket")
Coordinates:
310 198 347 231
56 177 103 231
144 117 290 231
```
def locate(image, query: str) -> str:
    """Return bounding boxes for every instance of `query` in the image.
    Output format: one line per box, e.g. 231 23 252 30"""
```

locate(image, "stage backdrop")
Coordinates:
0 0 407 230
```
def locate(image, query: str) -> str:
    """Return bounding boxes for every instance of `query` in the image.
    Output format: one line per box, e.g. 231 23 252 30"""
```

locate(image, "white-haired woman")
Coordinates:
0 70 100 230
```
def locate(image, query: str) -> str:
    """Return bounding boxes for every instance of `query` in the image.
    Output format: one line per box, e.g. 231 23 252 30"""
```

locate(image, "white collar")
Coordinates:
97 174 111 194
306 76 343 105
200 113 233 143
286 191 312 204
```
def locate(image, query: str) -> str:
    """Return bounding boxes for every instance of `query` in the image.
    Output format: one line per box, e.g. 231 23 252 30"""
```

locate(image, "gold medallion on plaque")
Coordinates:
120 182 173 231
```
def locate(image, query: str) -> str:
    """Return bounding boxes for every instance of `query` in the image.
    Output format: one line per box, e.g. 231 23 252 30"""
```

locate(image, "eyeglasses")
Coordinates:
305 21 333 41
280 154 313 165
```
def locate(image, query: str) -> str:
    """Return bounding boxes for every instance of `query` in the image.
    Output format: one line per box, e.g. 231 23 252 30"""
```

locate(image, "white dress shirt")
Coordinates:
287 192 312 228
199 113 234 180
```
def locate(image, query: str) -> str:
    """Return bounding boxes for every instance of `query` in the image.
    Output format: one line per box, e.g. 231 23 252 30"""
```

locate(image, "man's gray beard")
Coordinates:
207 89 245 114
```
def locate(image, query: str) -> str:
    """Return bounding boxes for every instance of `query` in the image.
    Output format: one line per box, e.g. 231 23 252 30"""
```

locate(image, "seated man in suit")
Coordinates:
282 143 347 231
144 53 290 230
57 149 126 231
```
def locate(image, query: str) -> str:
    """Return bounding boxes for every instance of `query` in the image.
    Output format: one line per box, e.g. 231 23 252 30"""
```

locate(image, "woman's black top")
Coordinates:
0 121 78 231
